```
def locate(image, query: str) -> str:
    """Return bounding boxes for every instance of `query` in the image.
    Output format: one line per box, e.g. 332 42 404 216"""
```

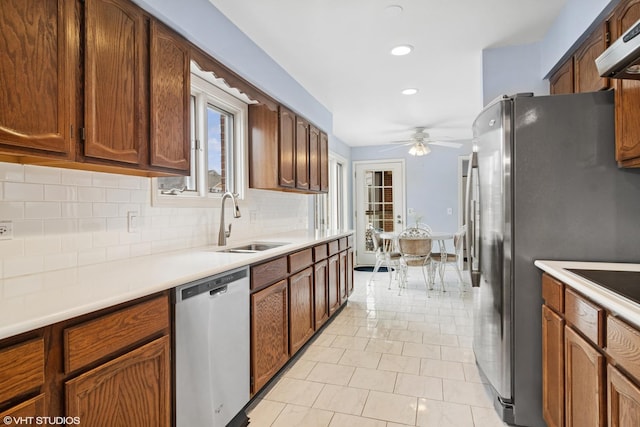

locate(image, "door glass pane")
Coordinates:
364 168 394 251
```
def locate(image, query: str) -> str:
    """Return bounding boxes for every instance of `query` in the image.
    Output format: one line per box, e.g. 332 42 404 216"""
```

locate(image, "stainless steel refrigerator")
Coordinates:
465 90 640 427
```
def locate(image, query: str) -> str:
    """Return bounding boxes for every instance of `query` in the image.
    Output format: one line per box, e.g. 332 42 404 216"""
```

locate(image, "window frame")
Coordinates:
151 68 248 207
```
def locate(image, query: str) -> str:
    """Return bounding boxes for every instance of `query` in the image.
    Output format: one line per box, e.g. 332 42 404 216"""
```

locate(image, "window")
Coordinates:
153 65 248 206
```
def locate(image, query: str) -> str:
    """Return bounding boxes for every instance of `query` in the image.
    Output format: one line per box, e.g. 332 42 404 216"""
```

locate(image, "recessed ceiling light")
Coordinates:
391 45 413 56
402 88 418 95
384 5 403 16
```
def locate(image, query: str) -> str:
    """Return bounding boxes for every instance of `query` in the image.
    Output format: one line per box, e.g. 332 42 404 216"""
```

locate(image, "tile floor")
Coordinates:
246 266 509 427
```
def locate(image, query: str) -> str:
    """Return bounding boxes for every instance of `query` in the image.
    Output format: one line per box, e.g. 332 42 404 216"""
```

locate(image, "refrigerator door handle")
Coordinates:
465 152 481 287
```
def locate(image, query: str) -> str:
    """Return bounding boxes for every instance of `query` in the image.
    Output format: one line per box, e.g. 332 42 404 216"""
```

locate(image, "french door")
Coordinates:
354 160 405 266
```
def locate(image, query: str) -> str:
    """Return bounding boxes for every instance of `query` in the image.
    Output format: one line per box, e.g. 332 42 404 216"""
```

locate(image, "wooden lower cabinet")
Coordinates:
564 325 606 427
313 259 329 329
347 249 354 296
289 267 314 355
339 250 347 303
66 336 171 426
328 254 340 315
251 279 289 394
0 394 46 419
542 305 564 427
608 364 640 427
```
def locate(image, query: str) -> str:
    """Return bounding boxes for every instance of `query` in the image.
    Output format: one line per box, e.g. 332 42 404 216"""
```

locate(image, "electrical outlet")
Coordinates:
127 211 139 233
447 208 453 215
0 220 13 240
408 208 415 215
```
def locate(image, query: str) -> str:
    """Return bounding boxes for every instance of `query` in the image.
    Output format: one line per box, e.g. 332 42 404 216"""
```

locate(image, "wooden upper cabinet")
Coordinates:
320 131 329 192
309 125 321 191
550 58 575 95
295 117 310 190
0 0 74 157
83 0 146 166
611 0 640 166
574 22 609 93
149 20 190 173
279 106 296 188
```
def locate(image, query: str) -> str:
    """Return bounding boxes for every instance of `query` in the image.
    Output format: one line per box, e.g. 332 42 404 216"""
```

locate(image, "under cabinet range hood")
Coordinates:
596 18 640 79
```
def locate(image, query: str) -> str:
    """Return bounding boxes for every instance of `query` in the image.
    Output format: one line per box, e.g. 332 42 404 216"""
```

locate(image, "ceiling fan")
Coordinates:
387 127 466 156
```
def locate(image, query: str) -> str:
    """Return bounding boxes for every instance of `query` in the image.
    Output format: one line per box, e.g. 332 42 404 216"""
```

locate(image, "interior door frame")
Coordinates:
352 159 406 266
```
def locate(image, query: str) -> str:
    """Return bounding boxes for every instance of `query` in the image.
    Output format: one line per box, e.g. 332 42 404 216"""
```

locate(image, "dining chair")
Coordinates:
398 227 433 294
369 227 404 288
430 225 466 285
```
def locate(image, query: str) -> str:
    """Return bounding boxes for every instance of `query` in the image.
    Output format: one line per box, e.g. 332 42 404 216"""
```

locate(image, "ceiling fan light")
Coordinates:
401 88 418 95
391 45 413 56
409 143 430 156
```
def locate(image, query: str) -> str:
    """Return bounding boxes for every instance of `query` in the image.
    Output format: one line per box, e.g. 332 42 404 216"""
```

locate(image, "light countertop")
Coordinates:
0 229 352 340
535 260 640 328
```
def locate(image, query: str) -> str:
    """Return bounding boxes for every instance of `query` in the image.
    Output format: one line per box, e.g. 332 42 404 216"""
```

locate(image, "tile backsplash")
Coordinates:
0 162 310 279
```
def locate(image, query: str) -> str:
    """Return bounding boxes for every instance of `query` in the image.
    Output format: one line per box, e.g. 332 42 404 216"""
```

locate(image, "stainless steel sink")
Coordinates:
218 242 289 254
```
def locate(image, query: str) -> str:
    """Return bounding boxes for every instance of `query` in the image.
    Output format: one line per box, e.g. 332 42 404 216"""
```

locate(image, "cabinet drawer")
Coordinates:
0 394 45 419
313 244 328 261
0 338 45 403
542 273 564 313
607 316 640 382
338 237 348 250
289 248 313 273
64 295 169 373
565 288 604 347
328 239 340 256
347 235 354 248
251 256 288 290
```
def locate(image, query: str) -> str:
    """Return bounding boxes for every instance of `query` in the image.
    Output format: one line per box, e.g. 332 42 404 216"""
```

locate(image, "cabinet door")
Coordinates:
542 305 565 427
347 248 354 296
0 0 74 156
84 0 146 166
608 364 640 427
149 20 190 173
574 22 609 93
0 394 46 420
309 125 321 192
295 117 309 190
565 326 605 427
611 0 640 166
320 131 329 192
289 267 314 355
66 336 171 427
314 259 329 329
251 280 289 393
339 250 348 303
550 58 574 95
279 106 296 188
328 255 340 315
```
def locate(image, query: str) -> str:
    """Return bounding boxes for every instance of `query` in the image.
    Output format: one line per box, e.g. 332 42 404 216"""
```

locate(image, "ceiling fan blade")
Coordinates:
390 140 413 144
379 145 406 153
428 141 463 148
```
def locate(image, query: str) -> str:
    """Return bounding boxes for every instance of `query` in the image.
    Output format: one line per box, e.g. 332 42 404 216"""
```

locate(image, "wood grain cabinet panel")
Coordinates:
313 259 329 329
295 117 309 190
347 248 354 296
542 305 564 427
564 288 604 347
251 257 288 291
0 394 46 420
574 22 609 93
279 106 296 188
64 296 169 373
328 254 340 315
320 131 329 192
606 315 640 381
0 0 74 156
339 250 348 303
550 58 574 95
309 125 321 192
66 336 171 427
611 0 640 167
0 338 44 403
564 325 605 427
608 364 640 427
251 280 289 394
289 267 314 355
83 0 146 166
289 249 313 274
149 20 190 173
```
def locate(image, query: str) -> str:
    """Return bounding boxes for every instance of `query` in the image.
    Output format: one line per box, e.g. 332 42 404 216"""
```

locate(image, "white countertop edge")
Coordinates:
535 260 640 328
0 229 353 340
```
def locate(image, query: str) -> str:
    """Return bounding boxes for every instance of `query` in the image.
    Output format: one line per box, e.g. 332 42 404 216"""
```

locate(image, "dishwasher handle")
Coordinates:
210 285 228 297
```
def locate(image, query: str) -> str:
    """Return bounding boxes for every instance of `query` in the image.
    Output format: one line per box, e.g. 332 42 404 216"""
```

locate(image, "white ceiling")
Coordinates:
208 0 568 147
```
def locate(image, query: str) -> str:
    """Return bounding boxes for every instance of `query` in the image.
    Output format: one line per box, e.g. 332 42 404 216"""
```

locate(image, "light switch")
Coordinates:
127 211 139 233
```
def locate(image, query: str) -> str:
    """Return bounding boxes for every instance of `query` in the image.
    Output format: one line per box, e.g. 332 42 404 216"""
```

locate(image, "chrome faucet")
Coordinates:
218 192 241 246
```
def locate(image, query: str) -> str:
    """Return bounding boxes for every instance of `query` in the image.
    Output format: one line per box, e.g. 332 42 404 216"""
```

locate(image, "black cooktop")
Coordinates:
568 269 640 305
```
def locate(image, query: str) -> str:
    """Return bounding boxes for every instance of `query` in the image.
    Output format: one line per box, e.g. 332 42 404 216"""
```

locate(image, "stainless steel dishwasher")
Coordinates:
174 267 250 426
